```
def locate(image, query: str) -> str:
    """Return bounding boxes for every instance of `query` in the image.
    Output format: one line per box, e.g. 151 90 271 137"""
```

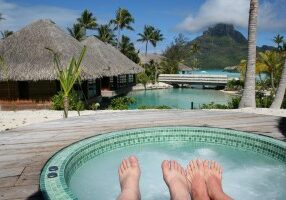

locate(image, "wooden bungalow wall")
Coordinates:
0 81 58 100
0 81 19 99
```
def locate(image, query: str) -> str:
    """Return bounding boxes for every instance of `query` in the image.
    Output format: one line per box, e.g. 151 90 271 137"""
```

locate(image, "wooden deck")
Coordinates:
0 110 285 200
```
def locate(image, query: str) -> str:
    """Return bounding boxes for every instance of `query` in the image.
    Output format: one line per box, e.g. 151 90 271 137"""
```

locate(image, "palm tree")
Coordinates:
273 34 284 50
271 59 286 109
160 59 179 74
46 47 87 118
96 24 115 45
152 29 164 48
259 50 283 91
151 29 164 83
190 43 200 68
238 59 268 82
110 8 134 48
1 30 13 39
77 9 97 31
239 0 258 108
137 25 156 56
67 23 86 41
119 35 140 63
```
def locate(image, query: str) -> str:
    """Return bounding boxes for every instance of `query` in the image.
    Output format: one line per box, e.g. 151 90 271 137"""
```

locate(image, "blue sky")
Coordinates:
0 0 285 53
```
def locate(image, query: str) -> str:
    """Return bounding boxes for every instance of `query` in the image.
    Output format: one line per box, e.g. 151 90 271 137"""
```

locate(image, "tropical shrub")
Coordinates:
201 96 241 109
227 96 241 109
255 91 275 108
136 72 150 89
108 97 135 110
225 79 243 91
51 90 85 111
47 46 86 118
201 102 229 109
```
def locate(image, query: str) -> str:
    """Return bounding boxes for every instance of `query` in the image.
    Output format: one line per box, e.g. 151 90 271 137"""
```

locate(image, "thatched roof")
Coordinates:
178 63 192 71
81 37 143 76
139 53 165 64
139 53 193 71
0 19 141 81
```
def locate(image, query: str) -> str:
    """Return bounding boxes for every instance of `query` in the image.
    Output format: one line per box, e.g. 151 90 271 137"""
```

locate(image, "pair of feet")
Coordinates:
117 156 232 200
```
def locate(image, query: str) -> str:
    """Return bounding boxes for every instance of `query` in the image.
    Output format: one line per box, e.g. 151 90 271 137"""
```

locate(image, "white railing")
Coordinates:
158 74 228 85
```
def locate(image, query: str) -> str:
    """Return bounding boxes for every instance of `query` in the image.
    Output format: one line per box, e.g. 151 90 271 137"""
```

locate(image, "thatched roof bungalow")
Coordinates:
139 53 165 65
177 63 193 74
81 37 143 97
0 19 143 108
0 19 108 81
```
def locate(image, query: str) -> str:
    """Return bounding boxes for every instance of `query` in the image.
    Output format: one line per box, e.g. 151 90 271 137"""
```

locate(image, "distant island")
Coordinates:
178 23 274 69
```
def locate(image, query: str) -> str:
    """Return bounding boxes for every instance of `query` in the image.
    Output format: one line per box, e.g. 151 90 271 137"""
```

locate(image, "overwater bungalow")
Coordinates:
0 19 143 109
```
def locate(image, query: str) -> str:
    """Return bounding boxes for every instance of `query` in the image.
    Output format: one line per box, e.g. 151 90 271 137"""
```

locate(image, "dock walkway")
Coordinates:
158 74 229 86
0 110 285 199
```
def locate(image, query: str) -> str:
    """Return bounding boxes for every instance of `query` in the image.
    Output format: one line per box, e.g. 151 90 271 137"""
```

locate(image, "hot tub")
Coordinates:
40 127 286 200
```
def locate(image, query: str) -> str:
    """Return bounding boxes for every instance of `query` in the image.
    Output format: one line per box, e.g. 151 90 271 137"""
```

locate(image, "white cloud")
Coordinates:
177 0 286 32
0 0 80 31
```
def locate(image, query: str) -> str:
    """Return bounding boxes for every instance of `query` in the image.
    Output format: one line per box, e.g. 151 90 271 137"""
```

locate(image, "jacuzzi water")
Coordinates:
70 142 286 200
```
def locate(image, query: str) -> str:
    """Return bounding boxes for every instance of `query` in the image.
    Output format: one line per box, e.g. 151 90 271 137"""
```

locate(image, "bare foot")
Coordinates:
162 160 190 200
117 156 141 200
186 160 210 200
204 160 232 200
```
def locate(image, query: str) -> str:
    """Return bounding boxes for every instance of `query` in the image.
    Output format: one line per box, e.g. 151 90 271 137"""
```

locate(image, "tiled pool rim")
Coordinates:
40 126 286 200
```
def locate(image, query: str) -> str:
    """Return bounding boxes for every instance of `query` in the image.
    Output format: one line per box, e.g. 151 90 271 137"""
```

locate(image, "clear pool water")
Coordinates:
128 88 234 109
70 143 286 200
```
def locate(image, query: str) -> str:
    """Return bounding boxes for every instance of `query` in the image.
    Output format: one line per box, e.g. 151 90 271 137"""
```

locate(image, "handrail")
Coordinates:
158 74 228 85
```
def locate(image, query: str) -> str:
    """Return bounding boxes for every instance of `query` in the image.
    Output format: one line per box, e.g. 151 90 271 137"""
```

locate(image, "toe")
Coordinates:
203 160 209 169
180 165 185 176
170 160 176 170
189 160 194 171
214 162 220 172
173 161 179 171
210 160 215 170
120 164 125 174
129 156 139 167
123 159 128 169
192 160 198 170
197 159 203 170
162 160 170 173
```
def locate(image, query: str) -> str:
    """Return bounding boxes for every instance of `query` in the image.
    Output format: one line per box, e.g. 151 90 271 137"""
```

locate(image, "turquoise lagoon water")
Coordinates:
191 69 240 79
70 143 286 200
128 88 234 109
127 69 267 109
190 69 267 80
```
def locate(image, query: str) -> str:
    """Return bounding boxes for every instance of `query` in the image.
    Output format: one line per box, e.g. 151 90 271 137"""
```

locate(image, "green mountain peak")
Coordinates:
164 23 274 69
202 23 247 44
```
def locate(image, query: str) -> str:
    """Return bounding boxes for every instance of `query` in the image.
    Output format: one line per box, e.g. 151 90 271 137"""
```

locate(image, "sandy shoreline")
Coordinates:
1 108 285 132
220 90 240 95
132 82 173 90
